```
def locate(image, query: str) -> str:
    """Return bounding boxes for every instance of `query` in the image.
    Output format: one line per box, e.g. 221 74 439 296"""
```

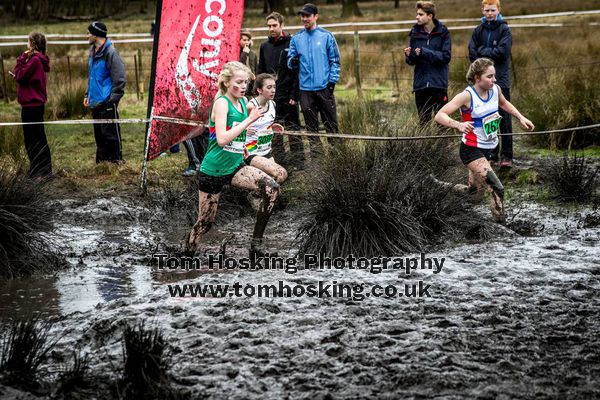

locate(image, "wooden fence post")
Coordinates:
0 51 9 103
66 55 72 93
134 54 140 101
353 30 363 100
391 51 401 101
137 49 143 100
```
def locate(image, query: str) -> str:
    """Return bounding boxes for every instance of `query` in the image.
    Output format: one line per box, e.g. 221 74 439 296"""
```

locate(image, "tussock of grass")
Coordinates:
544 153 598 203
296 112 486 257
0 317 56 394
54 351 94 399
0 163 66 278
0 126 27 165
118 322 183 400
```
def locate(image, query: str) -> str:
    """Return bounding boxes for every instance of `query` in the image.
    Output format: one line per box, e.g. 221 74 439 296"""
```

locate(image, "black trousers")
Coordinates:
415 88 448 126
299 89 338 143
183 130 208 169
272 98 304 165
21 105 52 178
92 102 122 163
491 86 513 161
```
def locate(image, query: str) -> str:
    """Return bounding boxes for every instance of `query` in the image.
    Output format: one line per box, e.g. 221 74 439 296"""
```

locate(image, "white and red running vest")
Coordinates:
460 84 502 149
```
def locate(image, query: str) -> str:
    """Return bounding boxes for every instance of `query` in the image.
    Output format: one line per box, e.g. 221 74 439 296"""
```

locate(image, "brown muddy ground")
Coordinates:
0 193 599 399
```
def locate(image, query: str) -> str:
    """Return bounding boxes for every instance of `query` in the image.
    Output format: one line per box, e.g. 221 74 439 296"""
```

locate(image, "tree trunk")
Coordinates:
341 0 363 18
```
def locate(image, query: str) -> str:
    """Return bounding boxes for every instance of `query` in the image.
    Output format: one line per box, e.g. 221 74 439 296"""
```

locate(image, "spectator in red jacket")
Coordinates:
12 32 53 179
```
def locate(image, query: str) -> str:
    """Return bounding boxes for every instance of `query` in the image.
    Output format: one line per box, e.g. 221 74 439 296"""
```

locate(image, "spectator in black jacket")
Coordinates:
468 0 513 168
258 12 303 167
404 1 451 126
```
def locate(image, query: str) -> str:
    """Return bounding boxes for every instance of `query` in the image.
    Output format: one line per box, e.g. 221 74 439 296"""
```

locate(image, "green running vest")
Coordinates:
200 96 248 176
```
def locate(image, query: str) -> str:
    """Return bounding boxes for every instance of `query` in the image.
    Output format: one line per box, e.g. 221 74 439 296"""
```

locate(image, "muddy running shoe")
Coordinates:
499 159 513 169
490 200 506 224
249 238 278 259
182 167 197 177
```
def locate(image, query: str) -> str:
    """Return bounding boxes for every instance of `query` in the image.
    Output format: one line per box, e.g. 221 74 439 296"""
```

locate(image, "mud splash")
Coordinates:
1 196 599 398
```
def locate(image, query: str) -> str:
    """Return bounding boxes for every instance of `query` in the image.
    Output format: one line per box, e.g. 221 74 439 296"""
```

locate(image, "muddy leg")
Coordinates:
429 174 469 194
232 166 280 255
188 191 220 249
466 158 505 222
250 156 288 184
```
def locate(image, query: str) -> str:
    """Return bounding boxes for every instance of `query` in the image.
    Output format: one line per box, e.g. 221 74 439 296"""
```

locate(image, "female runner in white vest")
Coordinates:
435 58 534 222
244 73 288 184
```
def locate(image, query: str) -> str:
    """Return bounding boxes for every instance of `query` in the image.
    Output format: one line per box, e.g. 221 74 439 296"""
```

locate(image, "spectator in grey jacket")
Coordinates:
468 0 513 167
84 21 126 163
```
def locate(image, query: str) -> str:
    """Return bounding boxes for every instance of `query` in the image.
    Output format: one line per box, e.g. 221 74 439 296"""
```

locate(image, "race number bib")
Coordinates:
483 113 502 138
223 121 245 154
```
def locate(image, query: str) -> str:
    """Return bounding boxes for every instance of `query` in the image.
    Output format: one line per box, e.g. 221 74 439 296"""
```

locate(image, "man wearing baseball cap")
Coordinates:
288 3 341 146
84 21 126 163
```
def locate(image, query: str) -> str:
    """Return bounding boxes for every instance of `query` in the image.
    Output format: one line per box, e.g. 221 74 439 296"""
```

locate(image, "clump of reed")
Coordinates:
117 322 183 400
54 351 95 399
544 153 598 203
296 104 486 257
0 126 27 165
0 162 65 278
0 317 56 394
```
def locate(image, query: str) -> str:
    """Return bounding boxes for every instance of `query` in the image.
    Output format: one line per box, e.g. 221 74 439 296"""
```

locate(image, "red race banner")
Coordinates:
145 0 245 160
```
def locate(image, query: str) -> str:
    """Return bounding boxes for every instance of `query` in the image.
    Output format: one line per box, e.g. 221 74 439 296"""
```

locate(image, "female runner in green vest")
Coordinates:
188 61 280 256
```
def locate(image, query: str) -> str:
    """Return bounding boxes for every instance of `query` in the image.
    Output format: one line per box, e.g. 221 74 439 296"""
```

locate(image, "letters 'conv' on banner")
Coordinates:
145 0 245 160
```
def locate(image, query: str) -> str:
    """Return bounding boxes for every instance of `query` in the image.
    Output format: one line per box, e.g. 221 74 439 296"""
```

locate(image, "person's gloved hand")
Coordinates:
327 82 335 94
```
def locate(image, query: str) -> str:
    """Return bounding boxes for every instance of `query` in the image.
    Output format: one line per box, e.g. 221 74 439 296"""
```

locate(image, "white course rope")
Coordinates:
1 117 598 141
0 118 149 126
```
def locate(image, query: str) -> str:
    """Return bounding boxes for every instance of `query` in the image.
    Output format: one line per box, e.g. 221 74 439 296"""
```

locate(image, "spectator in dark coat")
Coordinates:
404 1 451 126
257 12 303 167
12 32 53 179
469 0 514 167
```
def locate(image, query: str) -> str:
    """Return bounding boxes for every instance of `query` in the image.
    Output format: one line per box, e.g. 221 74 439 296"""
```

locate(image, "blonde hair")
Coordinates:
466 58 494 84
416 1 436 17
218 61 254 95
482 0 501 6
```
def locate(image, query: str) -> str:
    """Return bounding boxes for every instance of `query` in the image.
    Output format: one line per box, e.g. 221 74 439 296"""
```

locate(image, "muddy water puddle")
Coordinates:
1 196 599 398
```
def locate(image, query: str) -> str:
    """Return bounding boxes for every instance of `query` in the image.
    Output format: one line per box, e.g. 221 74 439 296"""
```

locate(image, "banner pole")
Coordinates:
140 0 163 195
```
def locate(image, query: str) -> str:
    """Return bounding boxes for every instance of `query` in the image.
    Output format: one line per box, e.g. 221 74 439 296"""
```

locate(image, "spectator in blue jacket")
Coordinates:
468 0 513 168
288 3 341 141
404 1 451 126
84 21 126 163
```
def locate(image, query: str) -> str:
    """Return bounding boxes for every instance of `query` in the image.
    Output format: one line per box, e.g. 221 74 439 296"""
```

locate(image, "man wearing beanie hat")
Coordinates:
84 21 126 163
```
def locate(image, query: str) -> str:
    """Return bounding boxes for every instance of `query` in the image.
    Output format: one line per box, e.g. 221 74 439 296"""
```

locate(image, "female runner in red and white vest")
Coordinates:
435 58 534 222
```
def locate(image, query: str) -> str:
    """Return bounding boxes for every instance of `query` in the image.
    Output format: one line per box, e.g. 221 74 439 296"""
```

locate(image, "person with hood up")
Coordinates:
84 21 126 164
404 1 451 126
468 0 514 168
12 32 53 179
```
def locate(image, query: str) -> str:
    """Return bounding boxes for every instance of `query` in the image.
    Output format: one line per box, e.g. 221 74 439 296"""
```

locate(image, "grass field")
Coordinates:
0 0 599 196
